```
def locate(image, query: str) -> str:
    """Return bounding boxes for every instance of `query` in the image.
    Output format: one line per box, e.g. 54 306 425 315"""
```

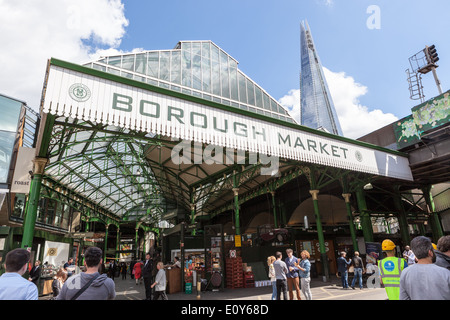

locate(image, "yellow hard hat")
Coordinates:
432 243 437 250
382 239 396 251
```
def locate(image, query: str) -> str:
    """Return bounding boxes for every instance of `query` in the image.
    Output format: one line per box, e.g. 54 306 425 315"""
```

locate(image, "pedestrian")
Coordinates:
130 260 136 279
434 235 450 270
56 246 115 300
64 257 74 277
350 251 365 290
143 253 154 300
0 248 38 300
108 260 114 279
400 236 450 300
120 262 127 280
273 251 288 300
378 239 408 300
297 250 312 300
51 268 67 299
337 251 351 289
151 261 168 300
28 260 41 286
402 245 416 266
285 248 301 300
133 259 144 285
267 256 277 300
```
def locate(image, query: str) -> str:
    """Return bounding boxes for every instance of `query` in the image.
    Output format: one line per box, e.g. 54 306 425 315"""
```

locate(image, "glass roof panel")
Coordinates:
84 40 296 123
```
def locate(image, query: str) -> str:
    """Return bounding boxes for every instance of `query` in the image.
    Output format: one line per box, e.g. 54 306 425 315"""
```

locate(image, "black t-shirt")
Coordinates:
352 257 364 268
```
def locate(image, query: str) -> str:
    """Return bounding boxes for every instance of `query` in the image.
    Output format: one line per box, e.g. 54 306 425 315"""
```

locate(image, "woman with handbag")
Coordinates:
51 268 67 299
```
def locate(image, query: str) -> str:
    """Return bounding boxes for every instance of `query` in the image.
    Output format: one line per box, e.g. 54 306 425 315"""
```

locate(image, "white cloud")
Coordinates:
280 67 398 139
0 0 130 110
279 89 301 123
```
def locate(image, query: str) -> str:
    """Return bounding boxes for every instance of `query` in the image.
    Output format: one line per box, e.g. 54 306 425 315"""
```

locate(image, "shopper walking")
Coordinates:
267 256 277 300
400 236 450 300
130 260 136 279
273 251 288 300
51 268 67 299
285 248 301 300
378 239 408 300
0 248 38 300
143 253 154 300
133 260 144 285
28 260 41 286
120 262 127 280
402 246 416 266
337 251 351 289
298 250 312 300
57 247 115 300
434 235 450 270
151 262 168 300
350 251 365 290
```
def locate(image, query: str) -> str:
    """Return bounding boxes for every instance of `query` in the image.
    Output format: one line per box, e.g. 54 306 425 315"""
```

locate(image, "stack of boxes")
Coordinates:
225 256 244 289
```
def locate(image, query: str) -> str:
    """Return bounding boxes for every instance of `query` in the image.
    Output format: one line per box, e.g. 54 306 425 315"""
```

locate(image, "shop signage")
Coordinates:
234 235 241 247
42 61 414 181
11 147 36 194
64 232 95 239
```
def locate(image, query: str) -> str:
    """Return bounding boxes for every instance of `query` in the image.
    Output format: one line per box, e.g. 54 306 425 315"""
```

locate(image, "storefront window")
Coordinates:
12 194 26 218
0 95 22 184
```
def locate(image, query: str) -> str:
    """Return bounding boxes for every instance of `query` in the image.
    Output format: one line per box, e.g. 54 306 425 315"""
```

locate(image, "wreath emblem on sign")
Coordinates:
355 150 363 162
69 83 91 102
47 248 58 256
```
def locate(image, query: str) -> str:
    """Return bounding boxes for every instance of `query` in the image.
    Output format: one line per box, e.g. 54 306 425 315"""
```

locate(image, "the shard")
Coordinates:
300 20 343 136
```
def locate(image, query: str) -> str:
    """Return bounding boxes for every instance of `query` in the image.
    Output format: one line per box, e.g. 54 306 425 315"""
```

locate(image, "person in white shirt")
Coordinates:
151 262 167 300
0 249 38 300
403 246 416 266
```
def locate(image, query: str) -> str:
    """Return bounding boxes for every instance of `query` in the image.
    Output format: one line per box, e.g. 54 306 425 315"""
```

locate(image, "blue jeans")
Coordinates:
341 271 349 288
271 281 277 300
351 268 363 288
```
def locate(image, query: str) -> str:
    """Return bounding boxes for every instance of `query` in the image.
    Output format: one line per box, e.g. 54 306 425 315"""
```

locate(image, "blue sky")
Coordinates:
1 0 449 138
115 0 450 119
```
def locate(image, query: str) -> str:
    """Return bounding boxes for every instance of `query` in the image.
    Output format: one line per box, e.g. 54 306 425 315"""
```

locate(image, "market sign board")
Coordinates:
11 147 35 194
42 59 413 181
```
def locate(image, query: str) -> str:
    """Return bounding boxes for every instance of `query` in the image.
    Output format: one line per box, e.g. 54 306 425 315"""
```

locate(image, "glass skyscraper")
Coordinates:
300 20 343 136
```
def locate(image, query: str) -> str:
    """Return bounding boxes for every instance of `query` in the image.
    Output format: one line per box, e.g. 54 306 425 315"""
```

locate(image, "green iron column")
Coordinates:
21 158 48 249
190 201 196 236
135 226 139 260
309 189 329 282
104 225 109 262
422 186 444 241
393 192 411 246
232 172 241 236
355 188 374 243
116 227 120 260
232 187 241 235
270 191 278 228
342 193 359 252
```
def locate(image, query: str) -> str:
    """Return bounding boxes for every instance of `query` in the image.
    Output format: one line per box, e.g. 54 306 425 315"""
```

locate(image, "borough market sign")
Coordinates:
41 59 413 181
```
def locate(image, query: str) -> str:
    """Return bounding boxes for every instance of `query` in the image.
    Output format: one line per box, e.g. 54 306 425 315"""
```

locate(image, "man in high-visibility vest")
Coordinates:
378 239 408 300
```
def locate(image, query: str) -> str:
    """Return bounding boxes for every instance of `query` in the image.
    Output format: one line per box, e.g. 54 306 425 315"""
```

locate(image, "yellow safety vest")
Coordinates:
378 257 405 300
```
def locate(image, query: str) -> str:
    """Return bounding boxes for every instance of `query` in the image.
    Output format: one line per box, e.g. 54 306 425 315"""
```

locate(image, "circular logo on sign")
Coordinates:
383 260 395 272
69 83 91 102
355 150 363 162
